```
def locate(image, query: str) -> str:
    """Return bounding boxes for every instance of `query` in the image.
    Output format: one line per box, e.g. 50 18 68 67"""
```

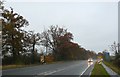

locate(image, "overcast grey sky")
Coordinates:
5 2 118 54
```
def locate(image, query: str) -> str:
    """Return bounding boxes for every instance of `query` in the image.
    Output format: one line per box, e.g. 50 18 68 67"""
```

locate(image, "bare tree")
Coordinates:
28 31 41 63
40 25 68 60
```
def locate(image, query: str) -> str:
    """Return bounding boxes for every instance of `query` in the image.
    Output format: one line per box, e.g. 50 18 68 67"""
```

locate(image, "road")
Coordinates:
2 60 95 77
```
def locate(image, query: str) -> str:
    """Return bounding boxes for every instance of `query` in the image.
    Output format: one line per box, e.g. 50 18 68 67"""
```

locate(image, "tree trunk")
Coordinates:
32 42 35 64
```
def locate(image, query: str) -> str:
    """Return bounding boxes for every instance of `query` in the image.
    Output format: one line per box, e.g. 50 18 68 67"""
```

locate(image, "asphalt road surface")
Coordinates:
2 60 95 77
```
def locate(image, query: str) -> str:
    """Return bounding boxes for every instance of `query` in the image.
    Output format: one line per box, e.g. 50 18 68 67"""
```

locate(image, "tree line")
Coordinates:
98 41 120 68
108 42 120 67
0 2 97 65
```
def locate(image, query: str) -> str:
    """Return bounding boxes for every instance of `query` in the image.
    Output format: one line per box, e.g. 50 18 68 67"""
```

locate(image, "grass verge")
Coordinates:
2 61 64 70
90 62 110 77
0 65 2 70
2 64 40 70
103 61 120 75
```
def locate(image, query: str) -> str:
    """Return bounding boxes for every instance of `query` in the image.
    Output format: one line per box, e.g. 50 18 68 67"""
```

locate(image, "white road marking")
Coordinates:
89 71 92 75
37 64 80 75
37 62 90 76
80 61 95 77
80 65 90 76
37 68 65 75
80 62 93 76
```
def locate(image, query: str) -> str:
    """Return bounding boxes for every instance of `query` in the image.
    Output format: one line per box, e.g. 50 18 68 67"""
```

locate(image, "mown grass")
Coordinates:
90 62 110 77
103 61 120 75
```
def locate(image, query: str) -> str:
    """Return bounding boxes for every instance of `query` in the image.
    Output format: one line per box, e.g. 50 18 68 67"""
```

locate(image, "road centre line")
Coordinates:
37 68 65 75
37 63 81 75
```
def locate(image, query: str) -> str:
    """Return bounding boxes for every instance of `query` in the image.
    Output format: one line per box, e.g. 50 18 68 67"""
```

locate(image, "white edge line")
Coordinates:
89 71 92 75
80 65 90 76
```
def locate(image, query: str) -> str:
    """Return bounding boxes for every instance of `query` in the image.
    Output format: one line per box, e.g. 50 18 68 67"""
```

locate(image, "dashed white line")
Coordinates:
37 63 91 76
37 68 65 75
37 64 80 75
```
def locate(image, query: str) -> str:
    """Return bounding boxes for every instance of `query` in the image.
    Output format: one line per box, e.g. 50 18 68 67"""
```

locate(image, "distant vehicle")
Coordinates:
88 58 93 62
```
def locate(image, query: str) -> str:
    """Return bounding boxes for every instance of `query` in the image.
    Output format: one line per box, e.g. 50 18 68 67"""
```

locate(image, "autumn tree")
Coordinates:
40 25 97 61
1 6 29 64
57 32 74 60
